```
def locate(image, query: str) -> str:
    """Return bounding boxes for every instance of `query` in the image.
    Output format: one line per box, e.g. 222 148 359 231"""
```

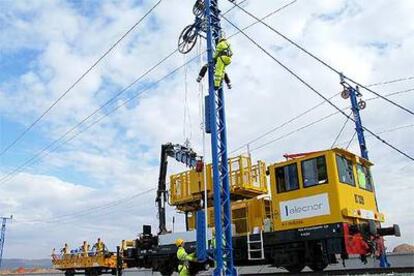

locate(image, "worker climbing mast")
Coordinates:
204 0 236 275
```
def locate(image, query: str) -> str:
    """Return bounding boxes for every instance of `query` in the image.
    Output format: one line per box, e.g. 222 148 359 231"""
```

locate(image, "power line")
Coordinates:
346 131 357 149
0 1 295 185
367 76 414 87
221 14 414 161
230 89 414 154
0 48 180 183
331 111 352 148
230 92 340 154
232 87 412 155
226 0 414 116
339 123 414 148
250 111 340 153
231 86 414 156
0 0 163 157
0 52 202 185
16 188 155 225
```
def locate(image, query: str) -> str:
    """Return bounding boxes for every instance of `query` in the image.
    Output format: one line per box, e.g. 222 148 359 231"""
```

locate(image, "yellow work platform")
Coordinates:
187 196 272 235
170 155 268 211
52 253 118 271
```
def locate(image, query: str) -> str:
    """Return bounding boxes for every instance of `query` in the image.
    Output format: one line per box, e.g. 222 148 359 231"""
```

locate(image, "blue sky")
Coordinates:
0 0 413 259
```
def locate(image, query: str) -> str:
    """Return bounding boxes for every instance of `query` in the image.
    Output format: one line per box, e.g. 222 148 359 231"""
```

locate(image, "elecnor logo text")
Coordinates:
280 193 330 222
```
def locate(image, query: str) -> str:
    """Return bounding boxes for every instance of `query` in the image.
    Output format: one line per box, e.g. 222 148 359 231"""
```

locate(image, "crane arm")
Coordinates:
156 143 203 235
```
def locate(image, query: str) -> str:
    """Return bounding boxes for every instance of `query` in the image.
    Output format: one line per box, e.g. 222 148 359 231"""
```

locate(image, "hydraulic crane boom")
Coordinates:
0 215 12 269
156 143 203 234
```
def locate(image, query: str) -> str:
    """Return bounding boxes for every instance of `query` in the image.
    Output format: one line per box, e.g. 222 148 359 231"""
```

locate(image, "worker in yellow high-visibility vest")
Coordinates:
93 238 106 256
197 32 233 90
176 239 196 276
81 241 90 257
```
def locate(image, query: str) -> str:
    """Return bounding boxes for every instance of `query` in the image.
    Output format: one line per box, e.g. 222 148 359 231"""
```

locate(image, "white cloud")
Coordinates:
0 0 413 259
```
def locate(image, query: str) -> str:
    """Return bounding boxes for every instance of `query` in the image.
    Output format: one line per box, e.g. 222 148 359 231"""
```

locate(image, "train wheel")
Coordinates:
284 264 305 273
64 270 75 276
309 262 328 272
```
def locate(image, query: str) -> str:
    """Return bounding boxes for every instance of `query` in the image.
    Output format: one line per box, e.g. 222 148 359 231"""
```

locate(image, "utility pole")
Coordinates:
204 0 236 275
0 215 13 268
340 73 368 159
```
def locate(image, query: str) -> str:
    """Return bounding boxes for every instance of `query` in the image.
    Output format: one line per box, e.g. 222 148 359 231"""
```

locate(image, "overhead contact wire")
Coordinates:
0 0 163 157
221 15 414 161
226 0 414 116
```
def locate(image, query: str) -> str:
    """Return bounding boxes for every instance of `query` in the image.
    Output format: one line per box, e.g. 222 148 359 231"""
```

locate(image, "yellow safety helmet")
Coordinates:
175 238 184 247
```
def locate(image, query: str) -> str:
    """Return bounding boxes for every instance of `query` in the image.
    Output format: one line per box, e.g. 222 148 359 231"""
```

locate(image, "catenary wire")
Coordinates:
367 76 414 87
16 188 156 225
231 87 414 155
226 0 414 116
0 0 163 157
0 52 203 185
229 91 340 154
0 1 296 185
346 131 357 149
331 111 352 148
250 111 340 153
221 14 414 161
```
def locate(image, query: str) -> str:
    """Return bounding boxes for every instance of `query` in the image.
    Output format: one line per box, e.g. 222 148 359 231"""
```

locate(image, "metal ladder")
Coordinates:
247 231 265 261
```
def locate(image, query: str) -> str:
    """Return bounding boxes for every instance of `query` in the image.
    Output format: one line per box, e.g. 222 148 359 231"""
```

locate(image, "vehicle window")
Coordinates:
336 154 355 186
302 156 328 187
275 163 299 193
357 164 374 191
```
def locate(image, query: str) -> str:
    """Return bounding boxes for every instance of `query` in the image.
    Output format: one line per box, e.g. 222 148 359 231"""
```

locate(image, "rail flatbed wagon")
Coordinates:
52 252 123 276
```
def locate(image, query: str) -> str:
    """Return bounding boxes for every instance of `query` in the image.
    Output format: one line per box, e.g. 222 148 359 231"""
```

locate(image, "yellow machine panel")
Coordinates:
170 155 268 211
268 148 384 231
52 254 118 270
187 196 272 235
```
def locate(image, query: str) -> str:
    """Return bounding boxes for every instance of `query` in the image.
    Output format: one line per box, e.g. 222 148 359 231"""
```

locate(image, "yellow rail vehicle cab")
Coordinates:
268 148 400 266
269 148 382 230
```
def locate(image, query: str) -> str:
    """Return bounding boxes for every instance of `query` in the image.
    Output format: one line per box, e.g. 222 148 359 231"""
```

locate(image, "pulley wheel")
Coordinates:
178 24 198 54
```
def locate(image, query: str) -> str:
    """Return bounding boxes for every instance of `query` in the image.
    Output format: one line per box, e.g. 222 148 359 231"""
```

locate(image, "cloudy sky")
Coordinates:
0 0 413 259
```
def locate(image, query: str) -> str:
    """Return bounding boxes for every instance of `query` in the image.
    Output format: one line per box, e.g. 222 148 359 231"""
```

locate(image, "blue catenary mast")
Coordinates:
340 74 369 160
204 0 236 274
0 216 12 268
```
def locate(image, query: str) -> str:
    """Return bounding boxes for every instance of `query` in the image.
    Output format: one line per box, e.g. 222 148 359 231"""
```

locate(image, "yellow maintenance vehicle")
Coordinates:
167 147 400 273
52 147 401 275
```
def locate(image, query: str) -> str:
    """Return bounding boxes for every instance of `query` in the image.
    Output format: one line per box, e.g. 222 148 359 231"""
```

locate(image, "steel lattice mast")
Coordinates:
0 216 12 268
204 0 236 274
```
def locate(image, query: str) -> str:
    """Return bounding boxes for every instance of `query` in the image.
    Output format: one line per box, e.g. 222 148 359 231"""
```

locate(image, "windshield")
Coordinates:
357 164 374 191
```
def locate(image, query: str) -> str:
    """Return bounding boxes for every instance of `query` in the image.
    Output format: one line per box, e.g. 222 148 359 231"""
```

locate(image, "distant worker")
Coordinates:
176 239 196 276
197 31 233 90
92 238 106 256
51 248 57 261
81 241 90 257
60 243 70 257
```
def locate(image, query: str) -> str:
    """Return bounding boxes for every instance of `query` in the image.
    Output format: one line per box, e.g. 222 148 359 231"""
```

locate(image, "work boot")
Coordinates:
196 76 202 83
227 82 232 89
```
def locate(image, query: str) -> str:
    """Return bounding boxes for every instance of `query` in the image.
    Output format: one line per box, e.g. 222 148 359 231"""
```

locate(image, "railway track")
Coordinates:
240 266 414 275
